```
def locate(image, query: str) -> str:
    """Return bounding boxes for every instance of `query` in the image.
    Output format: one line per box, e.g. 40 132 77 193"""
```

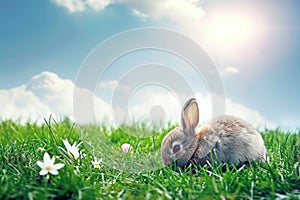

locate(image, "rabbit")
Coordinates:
160 98 267 169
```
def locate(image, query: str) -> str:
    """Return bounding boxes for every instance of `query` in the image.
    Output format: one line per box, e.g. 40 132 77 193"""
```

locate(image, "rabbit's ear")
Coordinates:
181 98 199 134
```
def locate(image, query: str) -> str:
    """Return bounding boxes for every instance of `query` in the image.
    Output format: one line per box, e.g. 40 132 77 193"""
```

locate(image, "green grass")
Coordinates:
0 117 300 199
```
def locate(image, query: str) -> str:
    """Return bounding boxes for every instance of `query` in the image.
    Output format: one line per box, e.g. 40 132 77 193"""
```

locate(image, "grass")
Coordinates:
0 117 300 199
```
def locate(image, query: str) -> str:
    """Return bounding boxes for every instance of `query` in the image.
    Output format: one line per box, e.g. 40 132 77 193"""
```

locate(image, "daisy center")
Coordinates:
45 166 52 171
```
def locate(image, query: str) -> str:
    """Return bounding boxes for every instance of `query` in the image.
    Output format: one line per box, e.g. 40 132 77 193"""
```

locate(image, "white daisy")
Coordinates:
62 139 82 160
91 158 102 169
36 152 64 177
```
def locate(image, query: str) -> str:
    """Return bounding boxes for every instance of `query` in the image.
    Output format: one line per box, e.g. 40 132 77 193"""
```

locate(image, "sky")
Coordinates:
0 0 299 130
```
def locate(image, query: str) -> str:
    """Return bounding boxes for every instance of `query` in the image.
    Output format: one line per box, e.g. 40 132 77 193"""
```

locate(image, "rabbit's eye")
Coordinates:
173 144 181 153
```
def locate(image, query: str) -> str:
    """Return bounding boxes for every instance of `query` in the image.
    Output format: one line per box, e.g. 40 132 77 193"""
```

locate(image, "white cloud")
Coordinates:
224 65 239 74
118 0 206 22
0 71 273 128
52 0 86 12
52 0 111 13
0 71 111 124
98 80 130 91
131 8 148 20
0 85 52 122
195 92 274 128
74 86 112 124
26 72 74 115
118 90 274 128
86 0 112 10
224 97 275 129
51 0 206 23
98 80 118 89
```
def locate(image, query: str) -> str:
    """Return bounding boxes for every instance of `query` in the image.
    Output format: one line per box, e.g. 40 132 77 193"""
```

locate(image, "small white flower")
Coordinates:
121 143 133 153
62 139 82 160
91 158 102 169
36 152 64 177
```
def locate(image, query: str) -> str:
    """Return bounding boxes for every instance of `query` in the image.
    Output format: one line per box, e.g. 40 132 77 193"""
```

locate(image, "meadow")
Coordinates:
0 117 299 199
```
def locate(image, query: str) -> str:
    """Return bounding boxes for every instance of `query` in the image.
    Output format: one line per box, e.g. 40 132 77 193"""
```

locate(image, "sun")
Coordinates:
202 13 259 51
212 16 255 45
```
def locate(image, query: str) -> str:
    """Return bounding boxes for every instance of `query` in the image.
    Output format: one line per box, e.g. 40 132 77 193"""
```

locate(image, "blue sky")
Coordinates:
0 0 299 128
0 1 148 87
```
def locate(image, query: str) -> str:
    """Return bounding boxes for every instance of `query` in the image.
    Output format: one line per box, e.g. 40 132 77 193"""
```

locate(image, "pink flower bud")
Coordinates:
121 143 133 153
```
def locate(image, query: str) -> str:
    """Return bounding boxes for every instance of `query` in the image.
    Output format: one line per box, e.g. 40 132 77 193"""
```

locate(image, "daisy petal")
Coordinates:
50 156 56 165
36 161 45 168
63 139 71 150
43 152 51 163
54 163 65 170
76 142 82 148
49 169 58 175
39 169 48 175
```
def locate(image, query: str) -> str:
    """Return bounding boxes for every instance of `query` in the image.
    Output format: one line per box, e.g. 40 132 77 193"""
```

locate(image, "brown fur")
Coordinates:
160 98 267 169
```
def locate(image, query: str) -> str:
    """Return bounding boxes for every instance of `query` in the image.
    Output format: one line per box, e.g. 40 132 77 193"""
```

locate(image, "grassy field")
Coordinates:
0 118 299 200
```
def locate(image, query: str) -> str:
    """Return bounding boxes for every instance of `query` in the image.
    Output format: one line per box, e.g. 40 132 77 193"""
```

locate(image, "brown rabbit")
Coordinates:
161 98 267 168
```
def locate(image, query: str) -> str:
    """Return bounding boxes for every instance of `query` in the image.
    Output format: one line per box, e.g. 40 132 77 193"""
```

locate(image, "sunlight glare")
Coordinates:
205 14 257 48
